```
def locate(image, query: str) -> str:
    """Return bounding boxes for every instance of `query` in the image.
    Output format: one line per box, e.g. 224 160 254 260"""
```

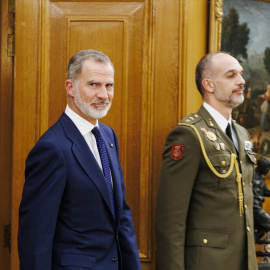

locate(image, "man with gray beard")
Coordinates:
18 49 141 270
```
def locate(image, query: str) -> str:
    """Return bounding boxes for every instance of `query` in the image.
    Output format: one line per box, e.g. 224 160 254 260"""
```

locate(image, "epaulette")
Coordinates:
178 113 201 125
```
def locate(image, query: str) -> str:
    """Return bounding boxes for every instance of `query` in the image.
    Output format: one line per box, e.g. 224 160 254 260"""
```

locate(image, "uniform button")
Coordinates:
222 169 227 173
243 182 245 187
222 161 226 165
240 161 243 165
203 239 208 244
112 256 117 262
254 157 257 163
245 205 248 210
247 226 250 232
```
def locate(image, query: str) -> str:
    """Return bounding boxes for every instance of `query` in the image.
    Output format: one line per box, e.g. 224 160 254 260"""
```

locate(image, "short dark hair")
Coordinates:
195 51 231 97
66 49 114 81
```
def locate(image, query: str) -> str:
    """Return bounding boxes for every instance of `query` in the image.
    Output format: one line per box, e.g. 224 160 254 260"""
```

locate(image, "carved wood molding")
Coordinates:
209 0 223 52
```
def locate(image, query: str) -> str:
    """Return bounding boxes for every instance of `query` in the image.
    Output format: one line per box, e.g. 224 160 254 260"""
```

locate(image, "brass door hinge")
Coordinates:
7 34 15 57
4 224 11 252
8 0 15 13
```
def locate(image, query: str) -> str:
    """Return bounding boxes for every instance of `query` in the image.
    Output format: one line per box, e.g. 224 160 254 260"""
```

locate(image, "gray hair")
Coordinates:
195 51 231 97
66 49 114 81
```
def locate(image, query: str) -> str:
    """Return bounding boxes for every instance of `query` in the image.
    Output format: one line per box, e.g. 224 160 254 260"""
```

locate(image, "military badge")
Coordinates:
201 127 207 134
206 131 217 141
171 144 184 160
244 141 253 151
220 143 225 150
214 143 220 150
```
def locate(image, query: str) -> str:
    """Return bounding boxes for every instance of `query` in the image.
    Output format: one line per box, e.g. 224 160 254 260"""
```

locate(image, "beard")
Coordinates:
214 84 244 109
73 88 112 120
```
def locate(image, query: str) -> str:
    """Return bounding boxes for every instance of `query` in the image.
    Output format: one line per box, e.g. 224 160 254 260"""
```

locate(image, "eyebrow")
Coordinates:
88 80 115 85
224 68 243 75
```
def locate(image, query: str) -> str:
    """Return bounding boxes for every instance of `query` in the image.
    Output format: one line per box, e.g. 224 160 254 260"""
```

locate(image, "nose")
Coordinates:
97 85 109 99
238 74 245 86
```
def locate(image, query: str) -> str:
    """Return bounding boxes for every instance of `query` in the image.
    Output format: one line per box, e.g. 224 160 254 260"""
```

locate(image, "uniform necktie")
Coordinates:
92 127 115 216
226 123 233 142
226 123 239 154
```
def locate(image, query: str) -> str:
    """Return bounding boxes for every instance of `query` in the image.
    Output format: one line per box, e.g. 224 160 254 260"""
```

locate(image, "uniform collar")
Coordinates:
203 102 232 132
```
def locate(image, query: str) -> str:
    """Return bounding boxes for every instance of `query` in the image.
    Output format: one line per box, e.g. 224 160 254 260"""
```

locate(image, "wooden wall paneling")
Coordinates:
0 0 13 269
11 0 40 269
184 0 206 116
151 0 208 269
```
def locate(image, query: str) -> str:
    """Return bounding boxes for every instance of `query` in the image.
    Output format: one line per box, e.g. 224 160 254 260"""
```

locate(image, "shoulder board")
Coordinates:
178 113 201 125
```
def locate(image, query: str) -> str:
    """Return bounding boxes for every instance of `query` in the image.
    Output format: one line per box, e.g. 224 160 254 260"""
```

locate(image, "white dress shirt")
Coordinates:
65 105 103 170
203 102 239 150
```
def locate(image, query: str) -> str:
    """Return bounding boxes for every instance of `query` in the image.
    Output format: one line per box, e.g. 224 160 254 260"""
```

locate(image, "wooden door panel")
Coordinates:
43 0 149 263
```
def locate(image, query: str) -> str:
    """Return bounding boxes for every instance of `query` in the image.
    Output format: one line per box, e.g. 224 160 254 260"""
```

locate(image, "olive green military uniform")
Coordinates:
155 106 258 270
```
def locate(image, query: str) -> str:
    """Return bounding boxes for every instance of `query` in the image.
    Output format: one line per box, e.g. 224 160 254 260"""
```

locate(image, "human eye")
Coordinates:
227 72 235 78
106 83 114 89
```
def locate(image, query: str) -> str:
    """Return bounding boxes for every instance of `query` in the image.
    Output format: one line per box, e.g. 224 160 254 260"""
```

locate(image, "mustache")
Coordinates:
232 86 244 92
90 100 110 104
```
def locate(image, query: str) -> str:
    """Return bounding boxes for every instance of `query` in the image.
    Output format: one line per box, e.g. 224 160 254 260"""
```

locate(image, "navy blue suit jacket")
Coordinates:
18 112 141 270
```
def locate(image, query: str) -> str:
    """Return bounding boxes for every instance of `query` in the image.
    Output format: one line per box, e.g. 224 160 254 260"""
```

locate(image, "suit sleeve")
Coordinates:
111 129 142 270
155 125 201 270
18 140 66 270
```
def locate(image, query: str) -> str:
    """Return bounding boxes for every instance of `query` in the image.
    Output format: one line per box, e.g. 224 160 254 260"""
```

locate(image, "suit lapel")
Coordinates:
59 113 116 219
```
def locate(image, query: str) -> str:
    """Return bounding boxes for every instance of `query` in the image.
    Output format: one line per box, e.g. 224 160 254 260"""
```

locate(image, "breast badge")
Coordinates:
220 143 225 150
214 143 221 150
200 127 207 134
171 144 184 160
206 131 217 141
244 141 253 151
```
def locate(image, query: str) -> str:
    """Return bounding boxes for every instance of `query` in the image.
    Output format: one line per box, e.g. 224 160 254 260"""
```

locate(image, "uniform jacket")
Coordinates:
156 106 258 270
18 112 141 270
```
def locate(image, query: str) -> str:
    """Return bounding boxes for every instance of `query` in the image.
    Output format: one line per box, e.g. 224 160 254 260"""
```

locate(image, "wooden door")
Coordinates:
11 0 207 269
0 0 13 269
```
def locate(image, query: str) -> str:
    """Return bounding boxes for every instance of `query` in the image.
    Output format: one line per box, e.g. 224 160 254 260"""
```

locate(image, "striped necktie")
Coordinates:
92 127 115 217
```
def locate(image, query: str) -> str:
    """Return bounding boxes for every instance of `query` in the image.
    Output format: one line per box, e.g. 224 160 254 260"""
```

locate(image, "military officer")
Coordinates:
155 52 258 270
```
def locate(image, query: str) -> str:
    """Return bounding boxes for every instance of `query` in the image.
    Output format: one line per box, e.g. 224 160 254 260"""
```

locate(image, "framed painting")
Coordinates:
210 0 270 159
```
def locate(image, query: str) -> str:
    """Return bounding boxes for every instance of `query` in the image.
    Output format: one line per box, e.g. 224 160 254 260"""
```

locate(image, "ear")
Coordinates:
202 79 214 94
65 80 75 97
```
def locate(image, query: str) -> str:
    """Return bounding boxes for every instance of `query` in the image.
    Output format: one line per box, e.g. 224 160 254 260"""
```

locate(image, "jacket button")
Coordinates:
247 226 250 232
245 204 248 210
203 239 208 244
112 256 117 262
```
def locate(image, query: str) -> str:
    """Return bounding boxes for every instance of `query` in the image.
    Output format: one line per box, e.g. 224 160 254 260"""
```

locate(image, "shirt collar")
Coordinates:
65 105 98 136
203 102 232 133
